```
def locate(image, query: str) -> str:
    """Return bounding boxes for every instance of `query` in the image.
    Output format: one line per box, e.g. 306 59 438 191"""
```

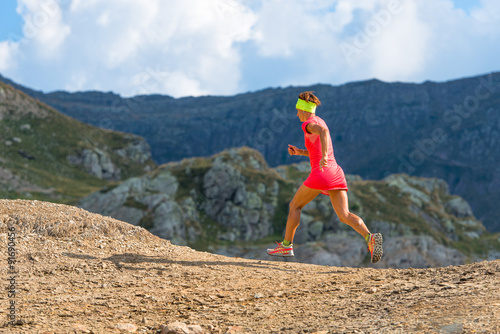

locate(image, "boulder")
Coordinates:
160 322 205 334
445 197 474 218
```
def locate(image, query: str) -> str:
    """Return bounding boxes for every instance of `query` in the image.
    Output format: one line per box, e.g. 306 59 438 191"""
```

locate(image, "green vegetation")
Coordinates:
0 81 154 205
189 212 229 251
453 234 497 258
168 161 211 201
139 213 155 230
350 181 430 234
124 196 149 211
273 179 294 233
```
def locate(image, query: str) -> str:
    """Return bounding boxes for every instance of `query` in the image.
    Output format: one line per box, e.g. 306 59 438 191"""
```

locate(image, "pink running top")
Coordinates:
301 116 337 172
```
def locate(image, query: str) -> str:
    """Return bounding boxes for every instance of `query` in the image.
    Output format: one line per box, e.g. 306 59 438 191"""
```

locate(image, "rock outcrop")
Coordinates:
66 137 153 181
80 148 279 246
79 147 500 268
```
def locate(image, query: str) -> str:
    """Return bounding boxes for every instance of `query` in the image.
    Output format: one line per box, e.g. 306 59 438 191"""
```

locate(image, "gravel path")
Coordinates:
1 200 499 333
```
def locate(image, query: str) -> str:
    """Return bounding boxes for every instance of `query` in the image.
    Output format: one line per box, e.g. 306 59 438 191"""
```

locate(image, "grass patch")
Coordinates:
452 232 500 257
188 211 229 251
170 166 210 201
349 180 451 245
272 179 294 233
124 196 148 210
139 213 155 230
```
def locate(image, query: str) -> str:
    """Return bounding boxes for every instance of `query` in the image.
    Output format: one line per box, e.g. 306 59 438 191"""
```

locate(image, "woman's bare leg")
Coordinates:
328 189 370 238
284 184 321 242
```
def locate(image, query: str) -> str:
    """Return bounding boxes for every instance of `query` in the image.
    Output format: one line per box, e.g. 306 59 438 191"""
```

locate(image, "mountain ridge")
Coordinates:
2 71 495 99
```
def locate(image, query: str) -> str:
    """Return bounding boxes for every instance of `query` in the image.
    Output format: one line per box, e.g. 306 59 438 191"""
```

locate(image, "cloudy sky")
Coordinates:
0 0 499 98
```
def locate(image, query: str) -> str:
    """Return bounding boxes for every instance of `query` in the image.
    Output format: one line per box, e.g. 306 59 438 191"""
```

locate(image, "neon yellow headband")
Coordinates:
296 98 317 113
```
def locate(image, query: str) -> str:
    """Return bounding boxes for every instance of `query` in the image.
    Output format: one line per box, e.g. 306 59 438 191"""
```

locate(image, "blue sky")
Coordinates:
0 1 22 41
0 0 498 98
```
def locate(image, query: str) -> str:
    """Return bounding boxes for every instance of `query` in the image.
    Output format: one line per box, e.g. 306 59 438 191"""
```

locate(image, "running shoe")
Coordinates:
267 241 294 257
367 233 383 263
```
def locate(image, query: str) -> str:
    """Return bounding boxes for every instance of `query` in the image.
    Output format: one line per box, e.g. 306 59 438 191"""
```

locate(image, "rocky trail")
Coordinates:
1 200 499 333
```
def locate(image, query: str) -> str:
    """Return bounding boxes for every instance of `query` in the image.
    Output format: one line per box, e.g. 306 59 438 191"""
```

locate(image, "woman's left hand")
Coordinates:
319 156 328 172
288 144 300 156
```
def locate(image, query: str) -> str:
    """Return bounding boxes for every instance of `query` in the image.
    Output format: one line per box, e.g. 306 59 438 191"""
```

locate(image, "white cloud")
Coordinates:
0 41 19 72
61 0 256 96
471 0 500 34
369 0 431 81
249 0 499 87
0 0 499 97
64 70 88 92
2 0 256 97
390 0 500 82
249 0 424 86
17 0 71 58
252 0 351 58
130 69 209 97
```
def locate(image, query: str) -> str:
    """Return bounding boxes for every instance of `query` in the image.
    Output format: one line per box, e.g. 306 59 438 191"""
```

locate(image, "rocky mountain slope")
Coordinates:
79 147 500 269
1 199 499 333
0 81 155 204
1 72 499 233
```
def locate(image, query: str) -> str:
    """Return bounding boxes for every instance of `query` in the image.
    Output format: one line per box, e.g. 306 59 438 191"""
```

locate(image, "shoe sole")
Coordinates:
267 250 294 257
371 233 383 263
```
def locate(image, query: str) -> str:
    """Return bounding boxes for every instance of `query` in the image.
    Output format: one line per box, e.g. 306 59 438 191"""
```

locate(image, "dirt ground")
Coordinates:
0 200 499 334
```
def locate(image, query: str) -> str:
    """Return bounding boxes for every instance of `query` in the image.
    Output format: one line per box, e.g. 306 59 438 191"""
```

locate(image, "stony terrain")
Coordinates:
79 147 500 269
1 200 499 333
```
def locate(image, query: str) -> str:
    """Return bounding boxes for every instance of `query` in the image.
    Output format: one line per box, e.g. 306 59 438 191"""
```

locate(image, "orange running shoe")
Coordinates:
267 241 294 257
367 233 383 263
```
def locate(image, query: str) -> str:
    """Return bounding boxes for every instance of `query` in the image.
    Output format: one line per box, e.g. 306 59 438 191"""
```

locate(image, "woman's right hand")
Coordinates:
288 144 300 156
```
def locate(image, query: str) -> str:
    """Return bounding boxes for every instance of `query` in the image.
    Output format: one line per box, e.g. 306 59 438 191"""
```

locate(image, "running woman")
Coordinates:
267 91 383 263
